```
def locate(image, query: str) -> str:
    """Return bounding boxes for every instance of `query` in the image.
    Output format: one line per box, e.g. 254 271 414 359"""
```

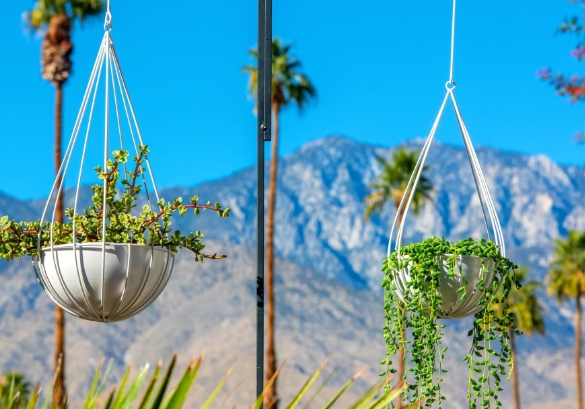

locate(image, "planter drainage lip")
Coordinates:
393 253 497 319
33 242 175 323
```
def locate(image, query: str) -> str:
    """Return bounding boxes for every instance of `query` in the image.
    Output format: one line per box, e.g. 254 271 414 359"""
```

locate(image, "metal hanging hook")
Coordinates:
104 0 112 31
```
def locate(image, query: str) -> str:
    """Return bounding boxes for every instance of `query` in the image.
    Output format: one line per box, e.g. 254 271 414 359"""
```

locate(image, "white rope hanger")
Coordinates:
387 0 505 260
32 1 173 322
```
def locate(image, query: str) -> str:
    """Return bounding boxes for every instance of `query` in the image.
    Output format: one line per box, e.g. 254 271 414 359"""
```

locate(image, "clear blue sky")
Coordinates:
1 0 584 200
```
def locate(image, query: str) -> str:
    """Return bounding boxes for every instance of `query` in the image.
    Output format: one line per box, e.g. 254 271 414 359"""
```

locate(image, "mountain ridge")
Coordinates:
0 135 582 407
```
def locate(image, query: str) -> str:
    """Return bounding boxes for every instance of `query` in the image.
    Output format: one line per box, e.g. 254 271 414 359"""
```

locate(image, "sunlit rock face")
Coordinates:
165 135 585 290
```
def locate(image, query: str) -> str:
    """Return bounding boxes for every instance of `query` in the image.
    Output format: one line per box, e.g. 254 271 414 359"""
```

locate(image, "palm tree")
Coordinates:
492 267 545 409
547 230 585 409
364 147 433 409
24 1 105 406
243 39 316 409
365 149 432 222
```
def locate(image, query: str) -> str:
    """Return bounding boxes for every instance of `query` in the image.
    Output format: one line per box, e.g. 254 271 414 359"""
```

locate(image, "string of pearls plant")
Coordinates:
381 237 520 409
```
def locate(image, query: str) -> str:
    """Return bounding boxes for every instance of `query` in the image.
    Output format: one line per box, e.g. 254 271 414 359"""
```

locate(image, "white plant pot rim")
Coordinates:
40 242 171 251
392 253 498 319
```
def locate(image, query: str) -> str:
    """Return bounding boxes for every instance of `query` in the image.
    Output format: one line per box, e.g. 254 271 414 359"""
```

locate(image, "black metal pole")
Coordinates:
257 0 272 405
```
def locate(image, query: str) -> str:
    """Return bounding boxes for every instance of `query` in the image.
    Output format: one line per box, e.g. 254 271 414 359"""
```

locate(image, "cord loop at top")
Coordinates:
104 0 112 31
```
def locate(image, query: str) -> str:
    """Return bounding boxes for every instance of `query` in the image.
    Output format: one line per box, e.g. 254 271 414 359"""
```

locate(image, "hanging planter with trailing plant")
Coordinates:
0 7 230 323
382 236 518 407
0 147 229 322
381 0 520 408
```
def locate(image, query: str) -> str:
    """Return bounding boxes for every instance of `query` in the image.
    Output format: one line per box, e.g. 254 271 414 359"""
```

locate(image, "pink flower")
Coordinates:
537 67 552 79
571 45 585 60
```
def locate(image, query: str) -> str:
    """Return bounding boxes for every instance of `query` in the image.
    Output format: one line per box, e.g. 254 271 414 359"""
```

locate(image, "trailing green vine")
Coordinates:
0 146 230 262
381 237 520 408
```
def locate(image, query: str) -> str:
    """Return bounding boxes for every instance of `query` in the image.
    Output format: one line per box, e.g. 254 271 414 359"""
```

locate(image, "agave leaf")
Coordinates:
364 384 404 409
216 379 245 409
302 366 338 409
83 359 111 409
138 361 162 409
251 363 285 409
159 389 175 409
93 360 114 409
40 364 61 409
26 383 41 409
83 360 102 409
348 379 386 409
111 366 132 409
320 367 367 409
9 391 20 409
287 358 330 409
165 355 203 409
150 354 177 409
103 386 117 409
200 367 233 409
120 364 150 409
8 372 15 405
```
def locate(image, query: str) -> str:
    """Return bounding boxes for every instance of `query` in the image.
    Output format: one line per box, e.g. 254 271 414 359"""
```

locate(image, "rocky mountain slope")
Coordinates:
0 135 583 407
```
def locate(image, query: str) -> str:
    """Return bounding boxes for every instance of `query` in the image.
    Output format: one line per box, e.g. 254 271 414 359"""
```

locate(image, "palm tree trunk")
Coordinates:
396 344 404 409
53 83 66 409
265 102 280 409
509 329 521 409
577 293 583 409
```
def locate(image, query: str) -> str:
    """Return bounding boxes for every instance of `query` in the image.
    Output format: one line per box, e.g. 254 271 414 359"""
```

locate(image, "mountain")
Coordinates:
165 136 585 289
0 135 583 408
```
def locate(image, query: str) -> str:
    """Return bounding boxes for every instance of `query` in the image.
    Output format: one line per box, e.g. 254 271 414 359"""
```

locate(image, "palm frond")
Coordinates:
242 38 316 111
25 0 105 30
547 230 585 301
493 266 546 336
364 148 433 220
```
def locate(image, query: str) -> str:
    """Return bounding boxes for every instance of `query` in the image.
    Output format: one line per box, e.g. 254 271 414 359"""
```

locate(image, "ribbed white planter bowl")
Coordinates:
34 243 175 322
393 254 496 319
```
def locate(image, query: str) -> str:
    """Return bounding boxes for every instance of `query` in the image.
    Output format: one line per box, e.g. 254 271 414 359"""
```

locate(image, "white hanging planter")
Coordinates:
393 254 496 319
30 19 179 323
34 243 174 322
385 81 506 320
0 3 228 324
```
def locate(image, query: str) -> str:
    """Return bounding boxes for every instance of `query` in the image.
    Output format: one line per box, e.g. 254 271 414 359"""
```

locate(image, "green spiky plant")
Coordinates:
0 146 230 263
8 356 414 409
382 236 519 409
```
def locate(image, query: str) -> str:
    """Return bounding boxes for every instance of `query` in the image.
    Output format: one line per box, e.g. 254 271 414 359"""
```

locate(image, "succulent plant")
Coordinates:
0 146 230 263
381 236 520 408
